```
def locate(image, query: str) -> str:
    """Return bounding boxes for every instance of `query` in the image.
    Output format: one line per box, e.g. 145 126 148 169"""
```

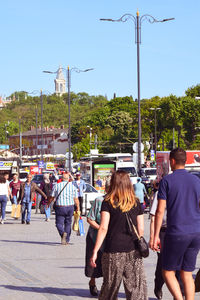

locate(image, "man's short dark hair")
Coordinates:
170 148 186 165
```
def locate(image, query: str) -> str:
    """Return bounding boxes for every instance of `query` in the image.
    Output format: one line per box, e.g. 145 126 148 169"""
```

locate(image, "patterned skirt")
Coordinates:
99 249 147 300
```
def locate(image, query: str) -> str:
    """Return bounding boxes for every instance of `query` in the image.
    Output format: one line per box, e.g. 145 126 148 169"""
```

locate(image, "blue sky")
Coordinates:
0 0 199 100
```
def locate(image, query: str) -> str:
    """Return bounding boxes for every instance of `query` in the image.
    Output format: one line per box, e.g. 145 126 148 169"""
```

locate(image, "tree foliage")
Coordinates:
1 85 200 160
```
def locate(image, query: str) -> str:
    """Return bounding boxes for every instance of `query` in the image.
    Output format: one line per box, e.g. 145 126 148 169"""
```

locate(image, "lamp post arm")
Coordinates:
100 14 136 24
140 14 175 25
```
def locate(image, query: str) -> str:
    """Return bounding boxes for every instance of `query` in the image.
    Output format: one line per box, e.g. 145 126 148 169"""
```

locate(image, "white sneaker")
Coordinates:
0 220 4 224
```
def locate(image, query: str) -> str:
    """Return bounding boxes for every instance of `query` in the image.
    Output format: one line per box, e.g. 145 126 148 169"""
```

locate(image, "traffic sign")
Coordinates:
65 152 73 159
150 150 155 161
38 161 44 168
133 142 144 153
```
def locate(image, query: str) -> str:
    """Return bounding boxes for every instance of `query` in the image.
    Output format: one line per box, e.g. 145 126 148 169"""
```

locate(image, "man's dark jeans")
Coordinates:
55 205 74 243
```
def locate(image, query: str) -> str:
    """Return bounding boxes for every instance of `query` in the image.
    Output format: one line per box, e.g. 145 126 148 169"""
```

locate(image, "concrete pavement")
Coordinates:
0 211 199 299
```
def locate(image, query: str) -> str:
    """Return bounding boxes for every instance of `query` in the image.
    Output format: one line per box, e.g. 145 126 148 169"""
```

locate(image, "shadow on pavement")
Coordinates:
1 239 60 246
1 285 126 298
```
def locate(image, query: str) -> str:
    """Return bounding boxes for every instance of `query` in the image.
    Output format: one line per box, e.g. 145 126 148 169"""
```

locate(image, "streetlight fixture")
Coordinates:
150 107 161 152
40 90 44 161
25 90 51 161
4 121 10 143
100 11 174 173
19 117 22 161
43 67 94 172
87 126 93 151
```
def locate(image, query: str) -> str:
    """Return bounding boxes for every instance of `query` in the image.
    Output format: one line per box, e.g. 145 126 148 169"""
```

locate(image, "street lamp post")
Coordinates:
25 90 51 160
19 118 22 161
87 126 92 151
4 121 10 143
40 90 44 161
35 105 38 157
150 107 161 152
43 67 93 172
100 11 174 173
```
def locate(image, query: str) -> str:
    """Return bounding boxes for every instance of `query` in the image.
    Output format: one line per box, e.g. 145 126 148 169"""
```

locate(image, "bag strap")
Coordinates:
125 212 140 240
56 181 69 200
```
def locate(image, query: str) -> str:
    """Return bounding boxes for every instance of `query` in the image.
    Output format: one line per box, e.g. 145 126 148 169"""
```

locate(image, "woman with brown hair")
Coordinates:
90 170 147 300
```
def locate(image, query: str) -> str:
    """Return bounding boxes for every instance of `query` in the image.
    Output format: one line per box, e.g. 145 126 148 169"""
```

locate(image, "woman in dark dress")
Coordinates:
40 173 53 221
85 178 110 297
85 196 104 296
90 170 147 300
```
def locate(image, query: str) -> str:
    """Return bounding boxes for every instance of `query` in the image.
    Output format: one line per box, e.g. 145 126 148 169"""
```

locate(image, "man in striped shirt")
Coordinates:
52 171 79 245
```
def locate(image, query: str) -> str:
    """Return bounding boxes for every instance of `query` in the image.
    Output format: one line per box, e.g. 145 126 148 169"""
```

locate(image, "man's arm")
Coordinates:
153 199 166 251
149 215 155 249
19 183 24 203
69 172 74 182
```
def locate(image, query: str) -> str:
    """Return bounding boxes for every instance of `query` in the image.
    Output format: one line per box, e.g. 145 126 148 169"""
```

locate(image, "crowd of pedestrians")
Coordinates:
0 147 200 300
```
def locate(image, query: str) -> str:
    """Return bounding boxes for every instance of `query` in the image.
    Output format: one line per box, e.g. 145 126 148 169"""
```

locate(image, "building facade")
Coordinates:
9 126 69 157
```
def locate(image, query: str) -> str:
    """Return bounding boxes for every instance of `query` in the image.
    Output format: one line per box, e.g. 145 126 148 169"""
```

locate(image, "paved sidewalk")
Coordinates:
0 212 199 299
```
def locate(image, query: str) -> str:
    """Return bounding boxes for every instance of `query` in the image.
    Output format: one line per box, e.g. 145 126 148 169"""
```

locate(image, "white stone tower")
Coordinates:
54 66 66 96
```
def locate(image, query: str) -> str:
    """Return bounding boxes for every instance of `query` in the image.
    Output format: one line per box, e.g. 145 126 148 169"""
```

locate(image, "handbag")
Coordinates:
125 212 149 258
53 182 69 210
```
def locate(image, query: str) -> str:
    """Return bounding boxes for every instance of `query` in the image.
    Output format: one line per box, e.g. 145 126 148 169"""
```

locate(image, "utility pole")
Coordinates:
35 106 38 157
19 118 22 162
40 90 44 161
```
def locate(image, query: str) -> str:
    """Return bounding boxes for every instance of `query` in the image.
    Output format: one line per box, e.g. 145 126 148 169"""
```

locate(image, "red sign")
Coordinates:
30 166 39 175
186 151 200 165
156 151 170 181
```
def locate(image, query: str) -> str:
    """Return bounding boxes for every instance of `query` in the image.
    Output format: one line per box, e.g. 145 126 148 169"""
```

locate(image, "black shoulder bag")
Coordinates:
125 212 149 258
53 182 69 210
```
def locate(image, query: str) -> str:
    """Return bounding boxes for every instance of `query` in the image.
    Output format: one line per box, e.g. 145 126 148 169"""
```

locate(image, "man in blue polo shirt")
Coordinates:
153 148 200 300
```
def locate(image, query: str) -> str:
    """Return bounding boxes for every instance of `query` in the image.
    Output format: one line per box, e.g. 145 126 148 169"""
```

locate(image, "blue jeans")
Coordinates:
44 205 51 219
0 195 7 220
55 205 74 242
21 202 32 222
13 195 17 205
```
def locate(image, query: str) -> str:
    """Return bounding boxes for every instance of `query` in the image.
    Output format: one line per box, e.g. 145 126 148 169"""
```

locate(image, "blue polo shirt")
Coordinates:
158 169 200 235
22 183 31 203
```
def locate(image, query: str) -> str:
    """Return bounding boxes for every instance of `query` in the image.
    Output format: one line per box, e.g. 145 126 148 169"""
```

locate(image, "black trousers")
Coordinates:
78 196 83 215
155 230 165 290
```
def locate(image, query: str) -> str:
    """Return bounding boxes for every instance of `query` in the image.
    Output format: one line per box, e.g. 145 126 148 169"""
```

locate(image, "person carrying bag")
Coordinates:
51 171 79 245
90 170 147 300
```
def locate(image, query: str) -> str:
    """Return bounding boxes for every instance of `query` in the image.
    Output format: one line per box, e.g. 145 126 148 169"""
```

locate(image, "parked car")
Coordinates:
32 174 44 186
19 170 29 182
141 167 157 189
82 183 104 215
